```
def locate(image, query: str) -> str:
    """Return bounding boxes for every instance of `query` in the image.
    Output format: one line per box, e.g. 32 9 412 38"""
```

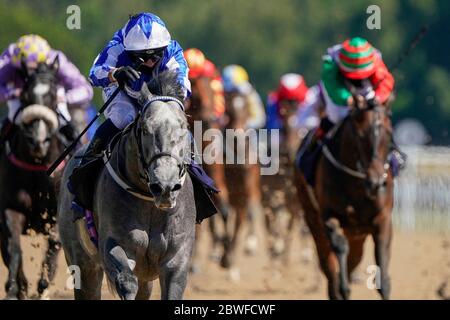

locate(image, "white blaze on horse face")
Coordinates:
232 96 245 110
33 83 50 96
36 120 48 142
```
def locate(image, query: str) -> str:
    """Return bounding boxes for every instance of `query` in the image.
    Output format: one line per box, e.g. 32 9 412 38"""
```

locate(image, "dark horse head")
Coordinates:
338 93 393 196
20 56 59 109
10 57 60 163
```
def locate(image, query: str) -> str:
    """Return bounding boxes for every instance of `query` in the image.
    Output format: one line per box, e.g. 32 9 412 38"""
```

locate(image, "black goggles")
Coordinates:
127 48 165 64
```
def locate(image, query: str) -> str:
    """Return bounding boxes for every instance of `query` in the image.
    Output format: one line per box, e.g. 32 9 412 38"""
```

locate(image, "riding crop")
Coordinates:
46 86 120 176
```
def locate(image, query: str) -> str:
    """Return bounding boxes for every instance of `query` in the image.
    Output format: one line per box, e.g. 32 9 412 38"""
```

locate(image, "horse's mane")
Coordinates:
147 70 185 102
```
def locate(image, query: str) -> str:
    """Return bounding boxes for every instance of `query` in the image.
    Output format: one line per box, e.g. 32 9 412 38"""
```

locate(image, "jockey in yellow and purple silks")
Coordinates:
76 12 191 168
0 34 93 145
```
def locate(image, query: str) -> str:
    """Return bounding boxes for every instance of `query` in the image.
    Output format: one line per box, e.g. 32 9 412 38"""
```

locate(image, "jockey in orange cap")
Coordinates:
184 48 225 122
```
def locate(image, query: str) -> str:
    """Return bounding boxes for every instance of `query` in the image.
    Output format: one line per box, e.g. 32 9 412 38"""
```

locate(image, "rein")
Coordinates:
5 141 65 174
321 105 391 182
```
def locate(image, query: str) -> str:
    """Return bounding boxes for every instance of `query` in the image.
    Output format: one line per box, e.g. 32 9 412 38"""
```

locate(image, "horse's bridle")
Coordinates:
322 104 393 186
20 67 57 108
133 96 187 186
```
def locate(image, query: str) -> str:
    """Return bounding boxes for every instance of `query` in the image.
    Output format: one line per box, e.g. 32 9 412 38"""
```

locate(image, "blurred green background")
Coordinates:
0 0 449 143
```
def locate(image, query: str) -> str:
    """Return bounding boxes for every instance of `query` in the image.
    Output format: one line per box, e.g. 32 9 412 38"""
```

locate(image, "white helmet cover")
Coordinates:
123 13 171 51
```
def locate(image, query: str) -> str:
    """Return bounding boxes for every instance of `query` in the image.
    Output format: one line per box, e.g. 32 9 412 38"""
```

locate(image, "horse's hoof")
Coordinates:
3 294 18 300
189 264 202 275
271 269 282 279
437 280 450 300
38 289 51 300
244 235 259 256
37 279 49 294
300 247 314 263
209 246 222 262
220 255 231 269
228 267 240 283
115 272 138 300
272 238 285 256
350 270 364 284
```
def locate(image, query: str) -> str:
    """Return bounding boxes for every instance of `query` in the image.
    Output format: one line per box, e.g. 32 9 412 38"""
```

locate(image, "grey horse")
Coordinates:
58 73 196 300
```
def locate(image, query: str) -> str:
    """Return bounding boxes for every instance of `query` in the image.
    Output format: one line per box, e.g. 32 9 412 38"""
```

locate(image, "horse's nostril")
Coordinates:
171 183 182 192
149 183 163 195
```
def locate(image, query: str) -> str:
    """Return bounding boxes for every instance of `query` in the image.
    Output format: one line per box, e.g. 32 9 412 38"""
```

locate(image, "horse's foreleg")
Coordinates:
38 225 61 299
189 225 202 274
160 257 189 300
135 281 153 300
104 238 138 300
281 206 297 265
245 165 262 256
346 234 367 283
207 214 223 261
264 207 276 257
2 209 27 300
325 216 350 300
74 264 104 300
221 207 245 269
372 215 393 300
244 202 262 256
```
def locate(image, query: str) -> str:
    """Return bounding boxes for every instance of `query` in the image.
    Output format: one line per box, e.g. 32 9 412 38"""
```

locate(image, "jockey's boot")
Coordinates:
76 118 120 168
0 118 17 152
68 119 120 211
59 122 79 146
307 117 334 152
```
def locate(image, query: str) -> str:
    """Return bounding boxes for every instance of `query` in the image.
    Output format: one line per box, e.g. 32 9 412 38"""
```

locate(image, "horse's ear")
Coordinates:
51 54 60 72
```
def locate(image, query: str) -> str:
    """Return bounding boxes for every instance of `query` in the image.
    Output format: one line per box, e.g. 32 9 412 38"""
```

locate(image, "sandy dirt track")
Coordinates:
0 217 449 300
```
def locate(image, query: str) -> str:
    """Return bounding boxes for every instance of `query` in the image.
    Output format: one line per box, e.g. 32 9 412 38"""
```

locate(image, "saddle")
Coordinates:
68 129 219 225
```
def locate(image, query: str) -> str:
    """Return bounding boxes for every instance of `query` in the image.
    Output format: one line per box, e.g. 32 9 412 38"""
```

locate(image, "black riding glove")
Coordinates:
59 123 78 143
112 66 140 88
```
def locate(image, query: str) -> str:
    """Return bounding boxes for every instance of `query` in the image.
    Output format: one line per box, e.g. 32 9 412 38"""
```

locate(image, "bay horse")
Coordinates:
0 59 65 299
295 95 394 299
185 75 230 273
261 99 303 263
58 71 196 300
220 90 263 280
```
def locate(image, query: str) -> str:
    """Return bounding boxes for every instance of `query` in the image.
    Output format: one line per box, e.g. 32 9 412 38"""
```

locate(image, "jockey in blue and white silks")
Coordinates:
74 12 191 170
89 12 190 130
69 13 219 220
